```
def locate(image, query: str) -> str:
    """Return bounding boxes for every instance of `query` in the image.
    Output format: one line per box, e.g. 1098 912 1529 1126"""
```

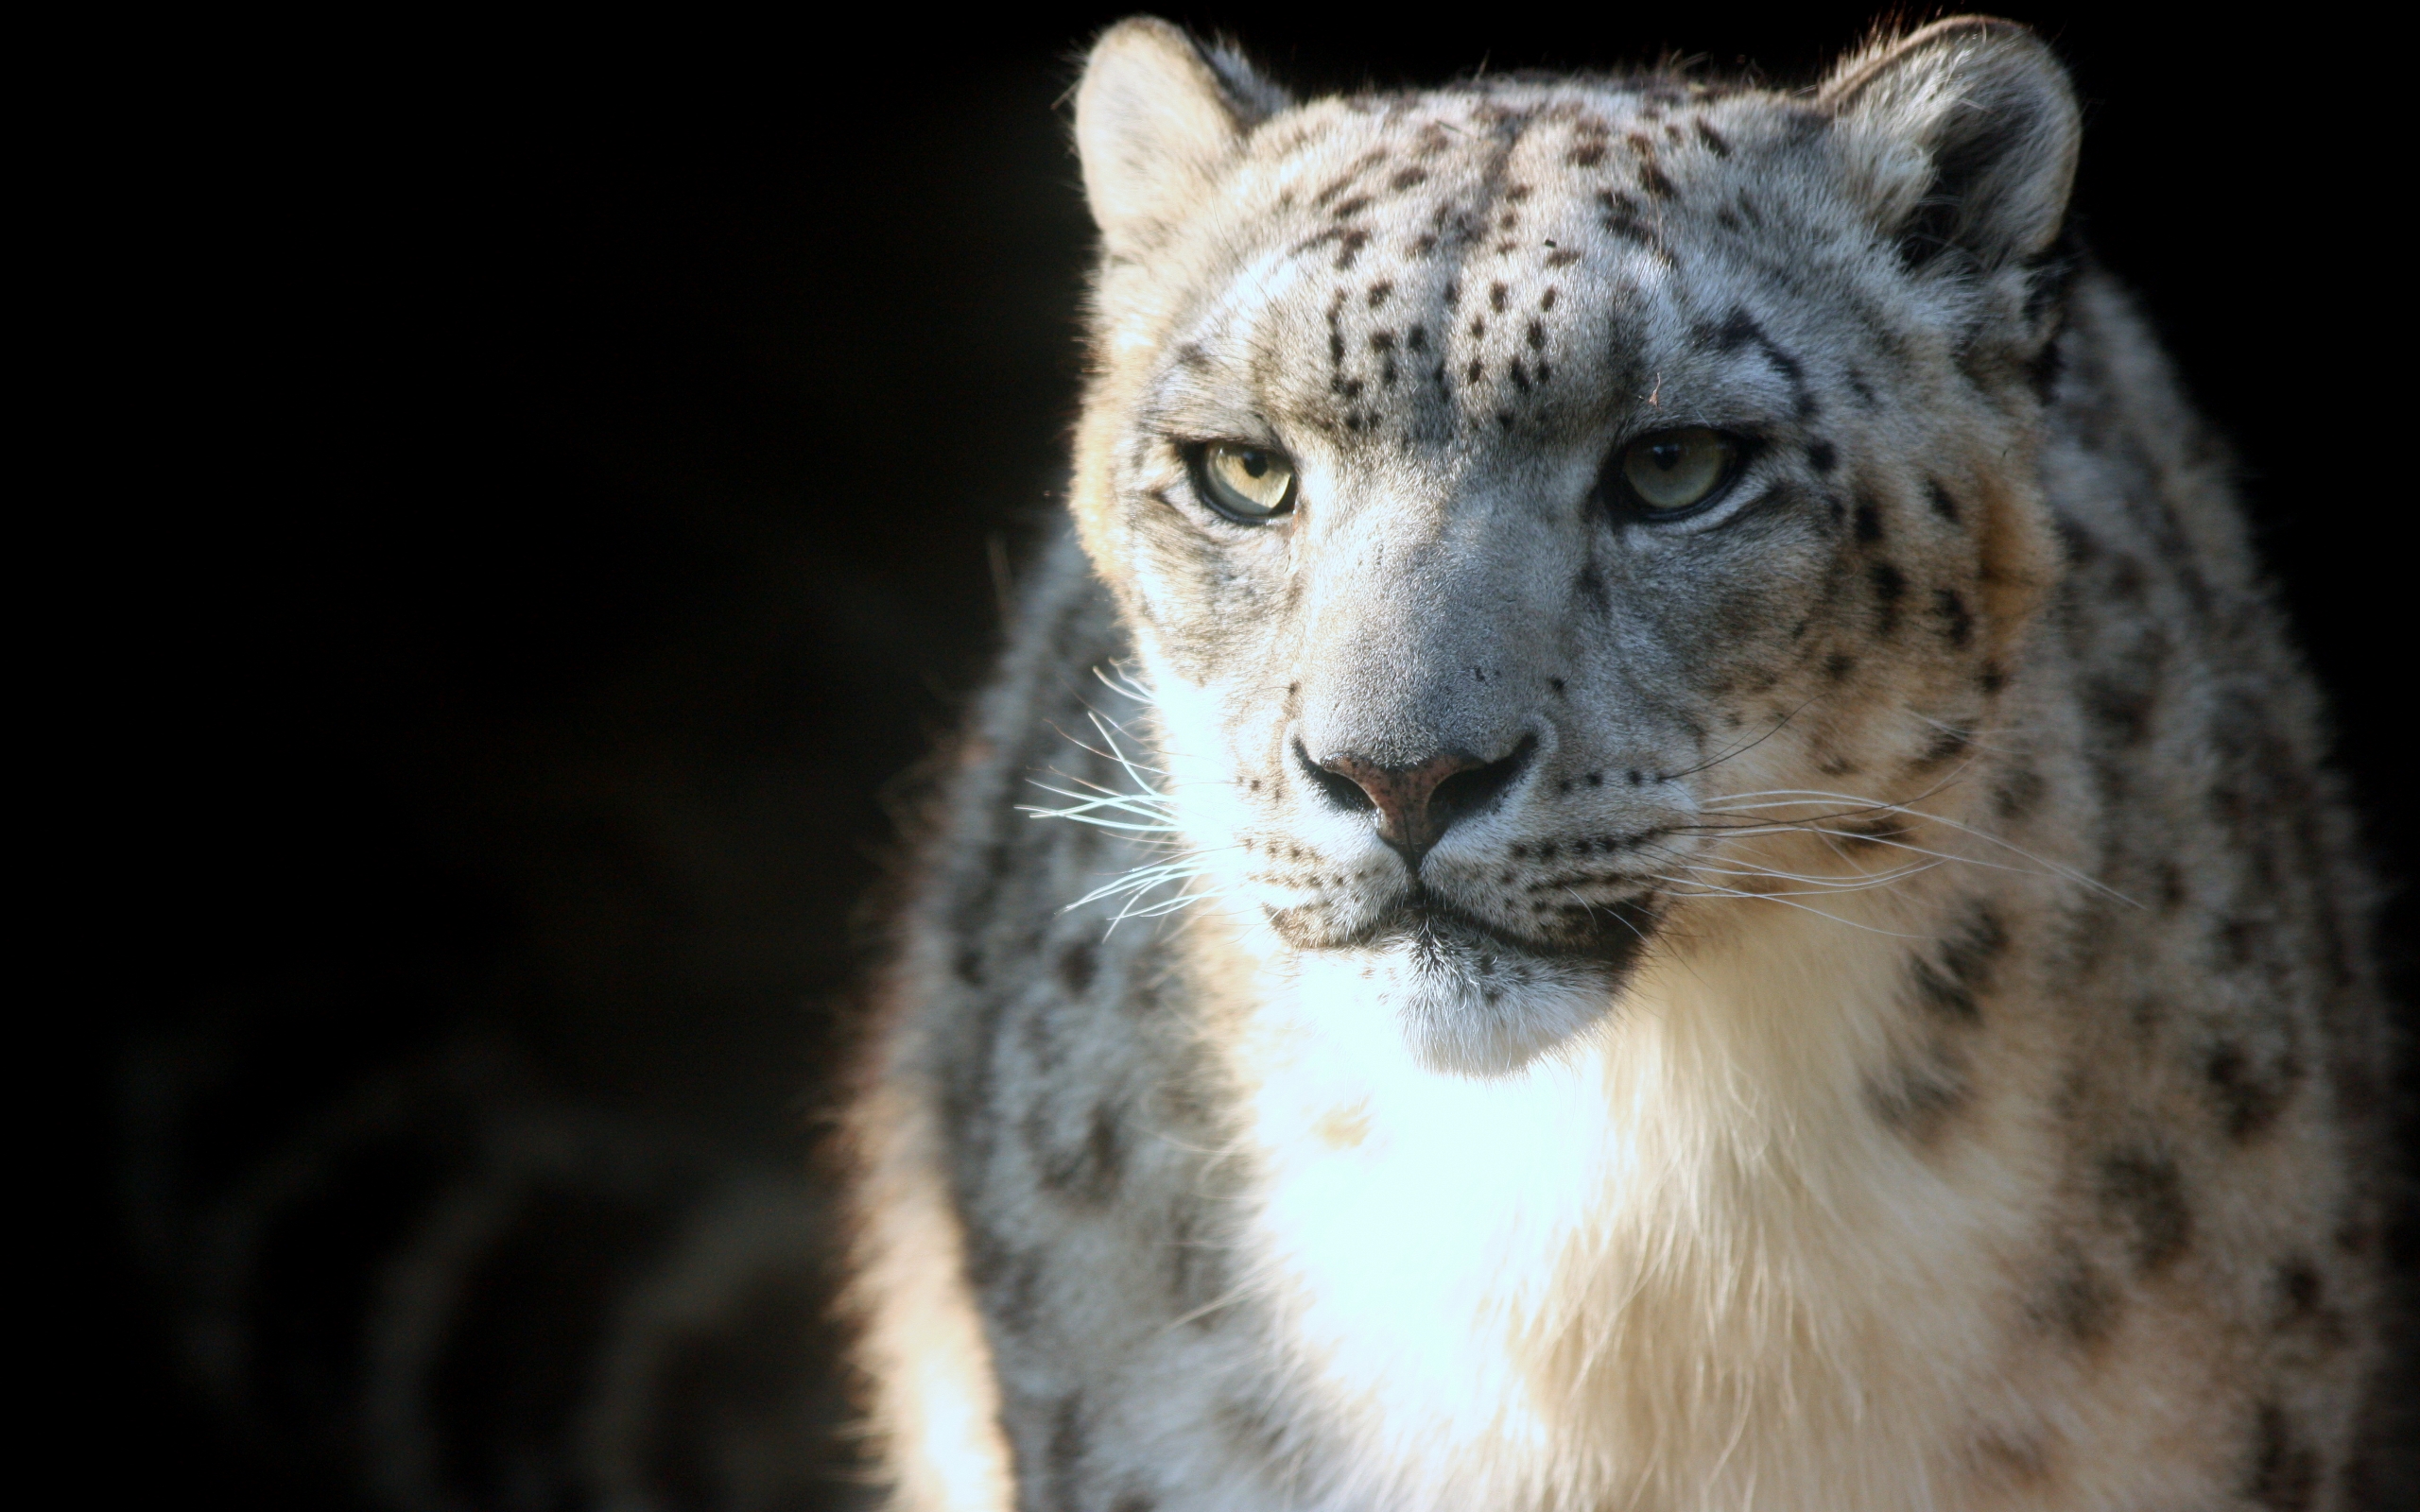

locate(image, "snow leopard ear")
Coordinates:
1821 17 2080 272
1076 18 1288 254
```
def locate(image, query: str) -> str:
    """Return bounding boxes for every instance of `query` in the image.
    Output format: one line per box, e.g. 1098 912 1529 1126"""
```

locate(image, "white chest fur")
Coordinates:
1218 897 2048 1512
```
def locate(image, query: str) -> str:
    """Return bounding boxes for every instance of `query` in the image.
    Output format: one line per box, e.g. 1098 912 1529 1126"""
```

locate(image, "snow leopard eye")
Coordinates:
1612 428 1738 516
1196 442 1298 523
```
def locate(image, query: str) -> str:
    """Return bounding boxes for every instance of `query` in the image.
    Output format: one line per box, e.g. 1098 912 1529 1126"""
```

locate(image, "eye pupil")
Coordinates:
1648 443 1684 472
1240 451 1269 478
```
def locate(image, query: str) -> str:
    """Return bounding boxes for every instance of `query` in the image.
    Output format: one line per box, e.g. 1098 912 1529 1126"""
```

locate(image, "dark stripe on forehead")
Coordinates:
1705 309 1819 421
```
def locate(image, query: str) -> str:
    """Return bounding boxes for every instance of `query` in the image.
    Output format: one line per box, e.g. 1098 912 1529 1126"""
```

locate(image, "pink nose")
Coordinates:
1312 751 1486 855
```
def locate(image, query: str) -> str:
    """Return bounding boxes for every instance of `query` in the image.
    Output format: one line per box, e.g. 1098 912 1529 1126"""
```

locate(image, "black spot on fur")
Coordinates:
2099 1149 2192 1273
1853 497 1884 543
1595 190 1668 260
1693 117 1731 157
1910 904 2003 1023
1057 940 1098 996
2031 1253 2115 1345
2247 1402 2319 1511
1915 726 1971 768
1932 588 1973 647
1806 439 1837 473
2107 555 2148 601
962 1223 1043 1335
1824 652 1857 681
1871 562 1906 633
2056 517 2100 566
1868 1044 1968 1141
1574 562 1610 615
2207 1038 2303 1142
2276 1259 2323 1324
1838 816 1896 848
1046 1395 1090 1507
2154 861 2186 912
2084 672 2157 746
1926 481 1962 523
2217 917 2264 970
1993 763 2043 820
1033 1102 1126 1206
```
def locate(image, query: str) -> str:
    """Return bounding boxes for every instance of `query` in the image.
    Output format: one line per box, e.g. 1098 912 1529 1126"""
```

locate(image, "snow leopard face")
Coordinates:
1067 21 2076 1073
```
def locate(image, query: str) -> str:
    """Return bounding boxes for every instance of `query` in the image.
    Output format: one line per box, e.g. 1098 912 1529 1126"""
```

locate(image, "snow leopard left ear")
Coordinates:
1821 17 2080 273
1076 18 1288 255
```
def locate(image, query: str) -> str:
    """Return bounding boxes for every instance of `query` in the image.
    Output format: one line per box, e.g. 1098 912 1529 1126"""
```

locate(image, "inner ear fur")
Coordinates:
1821 16 2081 273
1075 18 1288 255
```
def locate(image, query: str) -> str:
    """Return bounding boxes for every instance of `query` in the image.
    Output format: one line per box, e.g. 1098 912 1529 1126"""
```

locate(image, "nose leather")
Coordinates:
1316 751 1484 854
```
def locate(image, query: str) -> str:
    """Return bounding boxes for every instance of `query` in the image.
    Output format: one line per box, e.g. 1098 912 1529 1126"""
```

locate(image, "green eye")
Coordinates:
1198 442 1297 522
1617 427 1736 514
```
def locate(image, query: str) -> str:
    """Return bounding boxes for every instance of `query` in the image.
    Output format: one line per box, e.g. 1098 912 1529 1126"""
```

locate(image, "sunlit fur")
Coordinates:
844 16 2395 1511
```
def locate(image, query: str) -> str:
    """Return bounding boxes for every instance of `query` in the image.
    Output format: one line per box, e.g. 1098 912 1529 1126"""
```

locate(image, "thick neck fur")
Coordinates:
1201 871 2070 1511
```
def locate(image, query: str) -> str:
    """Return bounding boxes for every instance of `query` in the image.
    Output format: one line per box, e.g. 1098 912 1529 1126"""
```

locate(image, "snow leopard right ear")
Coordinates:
1076 18 1288 255
1821 17 2081 273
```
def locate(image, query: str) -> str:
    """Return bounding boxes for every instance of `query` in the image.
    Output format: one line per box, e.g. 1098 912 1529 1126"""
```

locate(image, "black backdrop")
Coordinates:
106 8 2409 1508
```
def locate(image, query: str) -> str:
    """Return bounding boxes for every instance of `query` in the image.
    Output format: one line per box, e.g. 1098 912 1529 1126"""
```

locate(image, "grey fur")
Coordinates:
847 19 2397 1510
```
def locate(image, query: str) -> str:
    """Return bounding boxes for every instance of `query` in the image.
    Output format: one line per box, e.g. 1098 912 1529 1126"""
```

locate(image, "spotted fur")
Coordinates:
845 17 2395 1510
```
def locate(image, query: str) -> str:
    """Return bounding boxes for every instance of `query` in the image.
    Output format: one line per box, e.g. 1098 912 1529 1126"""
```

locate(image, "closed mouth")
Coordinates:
1355 886 1661 974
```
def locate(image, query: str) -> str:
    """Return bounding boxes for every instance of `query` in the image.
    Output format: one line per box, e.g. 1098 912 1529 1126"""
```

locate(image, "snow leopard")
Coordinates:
844 16 2402 1510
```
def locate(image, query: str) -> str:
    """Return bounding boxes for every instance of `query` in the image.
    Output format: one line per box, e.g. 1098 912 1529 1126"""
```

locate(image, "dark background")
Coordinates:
99 8 2407 1508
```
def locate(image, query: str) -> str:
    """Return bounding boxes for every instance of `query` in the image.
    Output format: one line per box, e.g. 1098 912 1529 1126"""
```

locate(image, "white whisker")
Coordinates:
1646 873 1927 937
1696 788 2136 907
1682 857 1940 891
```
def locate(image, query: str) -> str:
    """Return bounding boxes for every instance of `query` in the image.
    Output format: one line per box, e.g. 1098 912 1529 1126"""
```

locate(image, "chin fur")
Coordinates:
1352 922 1633 1076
